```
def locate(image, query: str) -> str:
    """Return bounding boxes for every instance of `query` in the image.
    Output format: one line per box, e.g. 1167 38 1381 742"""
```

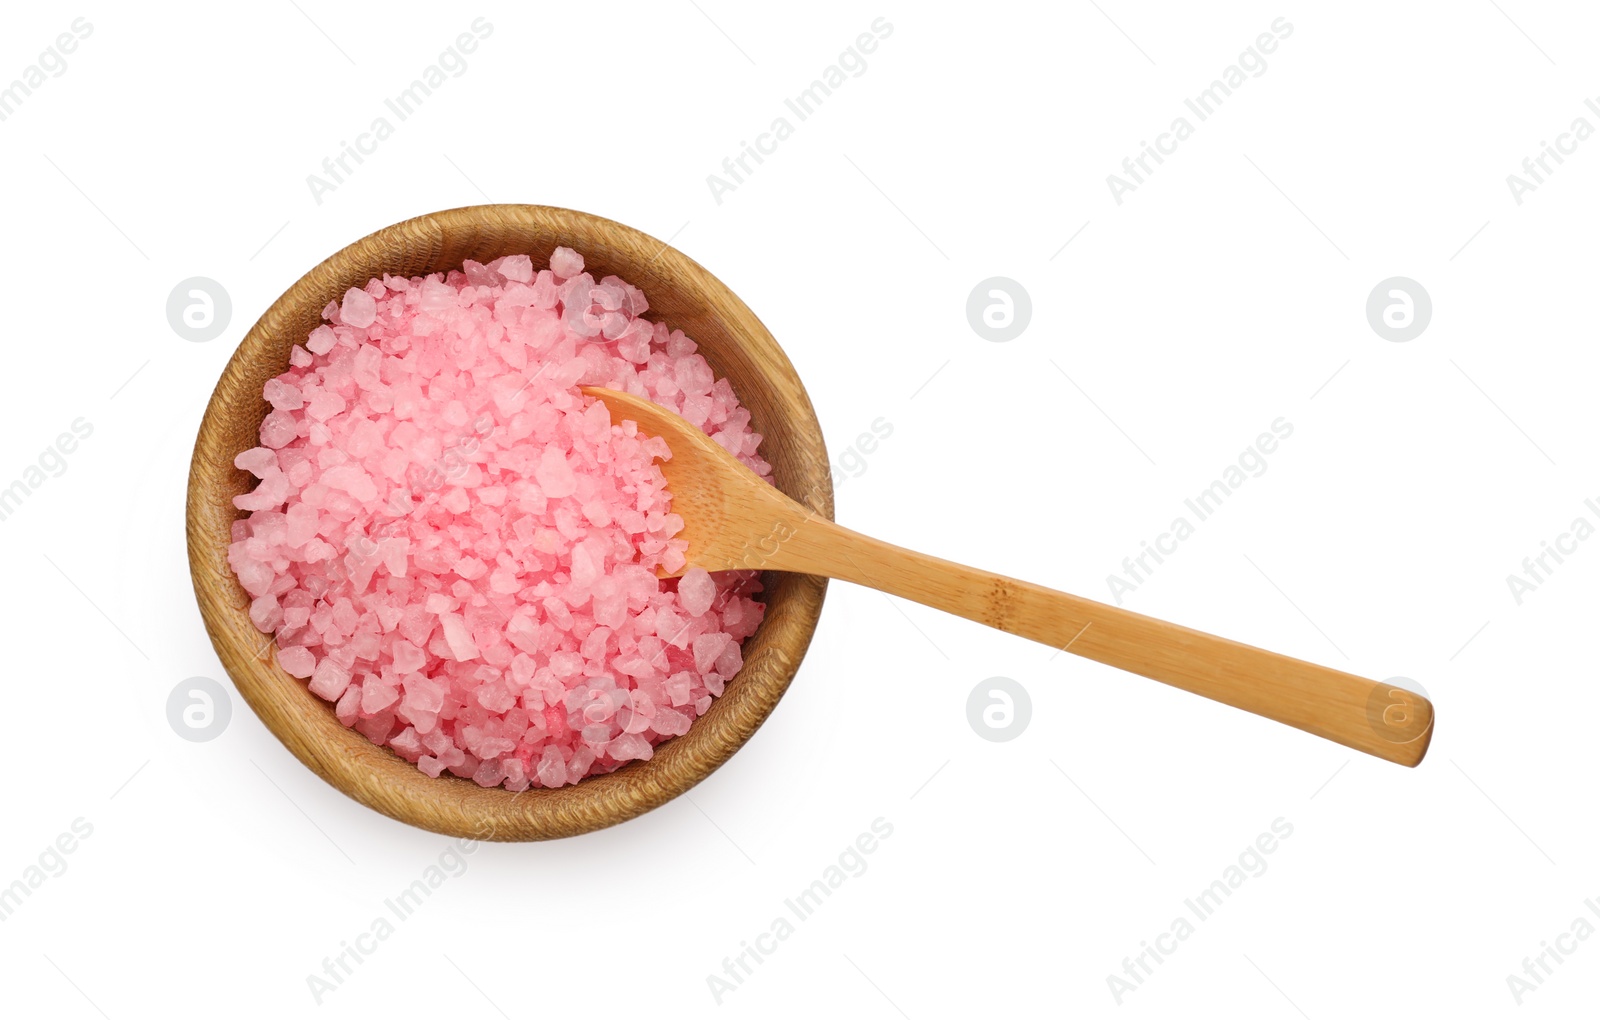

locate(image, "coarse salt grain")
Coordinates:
228 248 770 789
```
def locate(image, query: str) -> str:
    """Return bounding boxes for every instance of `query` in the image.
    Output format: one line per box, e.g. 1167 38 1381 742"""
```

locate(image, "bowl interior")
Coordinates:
186 205 831 840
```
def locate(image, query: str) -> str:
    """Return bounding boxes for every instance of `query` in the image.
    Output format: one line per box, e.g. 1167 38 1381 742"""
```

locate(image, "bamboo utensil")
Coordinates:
585 385 1435 767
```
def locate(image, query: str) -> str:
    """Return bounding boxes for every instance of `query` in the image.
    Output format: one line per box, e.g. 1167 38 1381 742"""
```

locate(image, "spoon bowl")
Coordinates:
187 205 832 840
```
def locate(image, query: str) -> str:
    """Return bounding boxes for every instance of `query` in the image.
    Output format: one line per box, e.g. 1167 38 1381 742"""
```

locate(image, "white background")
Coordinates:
1 1 1595 1016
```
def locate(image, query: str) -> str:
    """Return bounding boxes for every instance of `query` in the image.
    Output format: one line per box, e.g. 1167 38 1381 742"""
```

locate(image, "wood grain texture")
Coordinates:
187 205 832 841
586 386 1434 767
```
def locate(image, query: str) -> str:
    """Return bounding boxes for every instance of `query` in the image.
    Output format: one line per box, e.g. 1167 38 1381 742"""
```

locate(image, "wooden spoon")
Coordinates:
583 387 1434 766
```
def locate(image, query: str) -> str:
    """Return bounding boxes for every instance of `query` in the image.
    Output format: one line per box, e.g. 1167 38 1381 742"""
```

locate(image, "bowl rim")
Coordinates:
186 203 831 841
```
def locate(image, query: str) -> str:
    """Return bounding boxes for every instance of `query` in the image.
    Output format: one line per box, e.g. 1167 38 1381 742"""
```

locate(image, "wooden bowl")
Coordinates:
186 205 831 840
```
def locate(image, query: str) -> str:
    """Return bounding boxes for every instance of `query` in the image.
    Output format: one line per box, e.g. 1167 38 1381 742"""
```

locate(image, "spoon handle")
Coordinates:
770 517 1432 766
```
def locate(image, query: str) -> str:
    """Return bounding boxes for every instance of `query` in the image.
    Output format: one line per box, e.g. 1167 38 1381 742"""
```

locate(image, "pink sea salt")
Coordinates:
227 248 770 789
677 567 716 617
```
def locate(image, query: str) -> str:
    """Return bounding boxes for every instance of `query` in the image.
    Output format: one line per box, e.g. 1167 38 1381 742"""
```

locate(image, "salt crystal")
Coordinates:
276 645 315 678
391 639 425 674
496 254 534 283
390 727 424 761
678 568 716 617
333 685 360 725
286 503 319 547
715 640 743 677
362 678 399 714
309 659 351 700
693 632 732 674
472 758 505 788
306 325 337 355
549 246 584 279
439 612 480 661
607 732 652 761
566 746 597 784
537 744 567 787
234 447 277 477
340 287 378 328
535 446 577 498
654 706 691 737
260 410 298 449
306 389 347 422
